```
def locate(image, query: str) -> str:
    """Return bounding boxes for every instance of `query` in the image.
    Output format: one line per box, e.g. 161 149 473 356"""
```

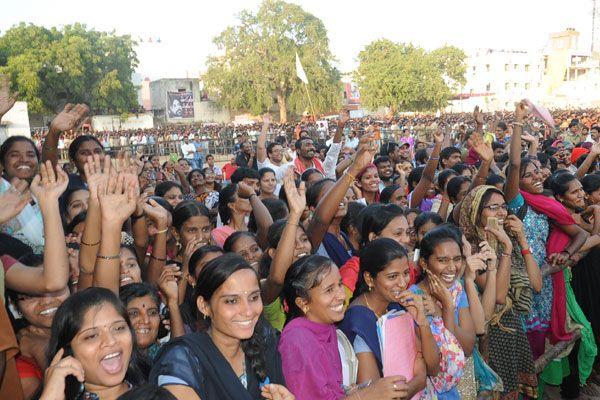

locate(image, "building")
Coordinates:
149 78 230 124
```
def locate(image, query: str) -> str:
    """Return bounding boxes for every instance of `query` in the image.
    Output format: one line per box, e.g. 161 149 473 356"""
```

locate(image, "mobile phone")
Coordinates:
486 217 499 231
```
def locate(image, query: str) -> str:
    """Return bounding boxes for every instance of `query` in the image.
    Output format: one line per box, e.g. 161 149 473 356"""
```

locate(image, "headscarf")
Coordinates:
458 186 532 314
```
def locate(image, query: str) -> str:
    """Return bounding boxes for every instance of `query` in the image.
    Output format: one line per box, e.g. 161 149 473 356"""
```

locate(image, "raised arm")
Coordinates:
157 265 185 339
43 104 89 167
323 110 349 180
409 130 443 209
5 162 69 294
576 142 600 179
94 172 139 294
307 134 375 249
469 135 494 191
504 101 530 202
237 182 273 249
262 168 306 304
143 199 169 285
257 114 271 164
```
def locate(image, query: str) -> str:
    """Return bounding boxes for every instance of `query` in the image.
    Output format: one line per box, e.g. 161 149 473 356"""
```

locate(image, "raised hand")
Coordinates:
98 172 139 225
515 100 531 122
471 133 493 162
262 113 272 126
351 133 376 172
0 74 18 119
338 108 350 126
30 161 68 205
473 106 484 125
40 348 85 400
0 178 31 224
158 264 182 304
237 181 256 199
49 103 89 134
484 222 512 250
433 128 445 145
465 253 488 282
143 198 169 229
83 154 113 200
283 167 306 217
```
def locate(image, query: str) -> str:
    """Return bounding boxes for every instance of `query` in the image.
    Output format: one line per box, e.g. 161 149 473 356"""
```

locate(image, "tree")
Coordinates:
0 23 138 115
202 0 341 122
354 40 466 113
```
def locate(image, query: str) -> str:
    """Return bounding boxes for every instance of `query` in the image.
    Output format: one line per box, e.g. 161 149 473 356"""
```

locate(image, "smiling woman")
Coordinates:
41 287 147 400
149 253 291 400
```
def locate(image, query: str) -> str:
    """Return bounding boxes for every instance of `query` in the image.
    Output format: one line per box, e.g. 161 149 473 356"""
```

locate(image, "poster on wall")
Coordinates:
167 91 194 119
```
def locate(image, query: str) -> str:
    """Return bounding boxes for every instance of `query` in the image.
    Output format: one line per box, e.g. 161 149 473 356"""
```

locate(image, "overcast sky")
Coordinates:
2 0 595 79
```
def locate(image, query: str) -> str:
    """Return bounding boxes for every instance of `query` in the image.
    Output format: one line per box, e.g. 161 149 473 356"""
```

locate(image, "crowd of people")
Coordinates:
3 73 600 400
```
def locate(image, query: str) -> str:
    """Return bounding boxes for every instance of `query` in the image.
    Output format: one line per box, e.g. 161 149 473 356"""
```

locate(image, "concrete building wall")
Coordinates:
0 101 31 143
91 113 154 131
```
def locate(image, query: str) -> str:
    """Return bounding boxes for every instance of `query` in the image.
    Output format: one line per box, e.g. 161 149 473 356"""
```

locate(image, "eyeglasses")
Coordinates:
483 204 508 211
435 256 465 266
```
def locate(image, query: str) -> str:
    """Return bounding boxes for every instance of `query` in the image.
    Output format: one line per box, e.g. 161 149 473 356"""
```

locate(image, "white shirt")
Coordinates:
257 158 291 184
181 143 196 159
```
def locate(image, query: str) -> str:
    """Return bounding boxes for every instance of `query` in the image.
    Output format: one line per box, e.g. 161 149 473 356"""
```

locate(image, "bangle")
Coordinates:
430 156 440 160
500 252 511 258
81 239 100 247
43 144 56 151
150 254 167 262
521 248 531 256
96 254 120 260
513 122 524 127
345 172 356 181
156 227 168 234
287 221 299 227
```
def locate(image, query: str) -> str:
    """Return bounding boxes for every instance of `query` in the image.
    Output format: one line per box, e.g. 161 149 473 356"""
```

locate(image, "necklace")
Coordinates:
364 293 386 319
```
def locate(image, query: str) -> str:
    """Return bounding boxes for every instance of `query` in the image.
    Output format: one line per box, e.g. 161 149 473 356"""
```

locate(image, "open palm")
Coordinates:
98 173 139 225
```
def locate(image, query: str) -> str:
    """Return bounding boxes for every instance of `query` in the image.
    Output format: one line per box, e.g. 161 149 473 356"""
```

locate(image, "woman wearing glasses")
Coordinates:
408 226 474 399
458 185 540 399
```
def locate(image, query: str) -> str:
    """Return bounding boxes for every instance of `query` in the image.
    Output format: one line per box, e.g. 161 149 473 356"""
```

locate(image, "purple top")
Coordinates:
278 317 344 400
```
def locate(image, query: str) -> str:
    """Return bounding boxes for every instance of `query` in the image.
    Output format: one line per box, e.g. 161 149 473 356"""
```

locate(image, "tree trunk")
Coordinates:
277 91 287 123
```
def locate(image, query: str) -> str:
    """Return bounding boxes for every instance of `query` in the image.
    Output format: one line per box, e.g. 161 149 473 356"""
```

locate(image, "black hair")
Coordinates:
357 203 405 246
381 141 399 157
0 233 35 263
354 238 408 299
437 168 458 192
548 172 578 197
258 218 309 279
518 156 539 179
148 196 174 215
248 198 289 233
581 173 600 194
155 181 183 198
486 173 505 187
66 211 87 236
446 176 471 203
60 186 89 226
230 167 259 184
492 141 505 151
340 201 366 237
188 245 224 280
116 383 177 400
415 149 429 165
300 168 324 183
373 155 390 166
379 184 402 204
194 253 268 381
451 163 471 176
68 135 103 162
414 212 443 233
172 200 210 231
419 226 463 262
119 282 160 310
282 255 335 323
306 178 334 208
294 137 313 150
223 231 256 253
218 184 237 225
0 135 40 169
46 288 148 399
266 142 280 155
497 121 508 131
258 167 276 180
407 165 425 192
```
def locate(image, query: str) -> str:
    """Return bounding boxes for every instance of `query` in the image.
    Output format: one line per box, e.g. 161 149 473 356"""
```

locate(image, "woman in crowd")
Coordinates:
155 181 184 209
338 238 438 396
149 253 292 400
259 167 278 200
354 163 380 205
279 254 410 400
40 287 147 400
409 226 475 399
223 231 264 274
379 184 408 207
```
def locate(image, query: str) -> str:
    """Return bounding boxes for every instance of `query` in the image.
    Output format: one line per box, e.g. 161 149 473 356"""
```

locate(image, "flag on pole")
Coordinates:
295 52 309 85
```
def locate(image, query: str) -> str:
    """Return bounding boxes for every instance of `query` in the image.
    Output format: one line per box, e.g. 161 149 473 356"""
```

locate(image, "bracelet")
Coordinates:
150 254 167 262
81 239 100 247
96 254 120 260
513 122 524 127
43 144 56 151
500 252 511 258
430 156 440 160
287 221 299 227
345 172 356 181
521 248 531 256
156 228 169 234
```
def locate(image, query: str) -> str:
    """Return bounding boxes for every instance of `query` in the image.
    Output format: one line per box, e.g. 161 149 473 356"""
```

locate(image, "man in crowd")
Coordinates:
257 114 290 184
374 156 394 191
293 136 324 175
236 140 257 170
180 136 197 168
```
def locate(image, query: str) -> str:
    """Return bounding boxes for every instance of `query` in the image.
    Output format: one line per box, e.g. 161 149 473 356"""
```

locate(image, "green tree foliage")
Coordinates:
354 40 466 112
202 0 341 122
0 23 138 114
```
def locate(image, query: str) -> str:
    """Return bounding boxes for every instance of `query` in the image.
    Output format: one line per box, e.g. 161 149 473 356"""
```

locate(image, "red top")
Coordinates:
222 163 238 180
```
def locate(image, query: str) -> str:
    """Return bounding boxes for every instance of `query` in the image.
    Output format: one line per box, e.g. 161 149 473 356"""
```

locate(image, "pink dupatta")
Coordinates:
520 190 574 344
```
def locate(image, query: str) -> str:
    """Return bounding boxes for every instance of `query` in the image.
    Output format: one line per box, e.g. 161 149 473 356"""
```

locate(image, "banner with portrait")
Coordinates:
167 91 194 119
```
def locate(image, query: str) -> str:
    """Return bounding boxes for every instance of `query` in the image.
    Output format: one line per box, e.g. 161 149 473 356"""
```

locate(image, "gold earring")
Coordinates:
303 307 310 314
368 285 373 292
